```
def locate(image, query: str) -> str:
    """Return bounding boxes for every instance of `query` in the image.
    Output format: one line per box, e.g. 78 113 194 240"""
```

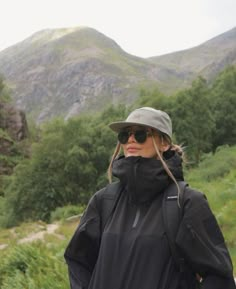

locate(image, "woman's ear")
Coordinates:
160 135 170 152
161 143 170 152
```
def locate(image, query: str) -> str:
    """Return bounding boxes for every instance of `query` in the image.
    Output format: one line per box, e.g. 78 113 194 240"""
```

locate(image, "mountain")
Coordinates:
0 27 160 123
150 27 236 81
0 26 235 123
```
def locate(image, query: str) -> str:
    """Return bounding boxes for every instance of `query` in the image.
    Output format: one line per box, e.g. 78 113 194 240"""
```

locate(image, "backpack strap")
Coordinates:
162 181 187 272
100 181 123 232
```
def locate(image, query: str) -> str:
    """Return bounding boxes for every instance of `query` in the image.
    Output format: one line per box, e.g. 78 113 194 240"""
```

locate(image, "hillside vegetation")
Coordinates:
186 145 236 267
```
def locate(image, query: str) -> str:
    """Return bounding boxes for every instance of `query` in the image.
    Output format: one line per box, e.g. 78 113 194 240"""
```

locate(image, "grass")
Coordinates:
0 218 79 289
185 146 236 275
55 218 80 238
0 221 47 245
0 241 69 289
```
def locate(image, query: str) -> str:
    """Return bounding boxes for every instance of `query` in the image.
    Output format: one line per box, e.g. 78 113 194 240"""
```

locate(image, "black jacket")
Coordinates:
64 154 235 289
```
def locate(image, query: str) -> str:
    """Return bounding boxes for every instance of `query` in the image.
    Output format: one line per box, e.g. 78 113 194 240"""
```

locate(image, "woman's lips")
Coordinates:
127 147 140 153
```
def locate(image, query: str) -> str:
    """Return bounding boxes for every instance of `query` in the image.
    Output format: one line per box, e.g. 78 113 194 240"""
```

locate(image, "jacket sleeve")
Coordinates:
64 191 103 289
176 187 236 289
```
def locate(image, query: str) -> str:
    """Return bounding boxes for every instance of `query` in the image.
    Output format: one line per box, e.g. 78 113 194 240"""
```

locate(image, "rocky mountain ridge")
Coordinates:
150 26 236 80
0 101 28 175
0 26 235 123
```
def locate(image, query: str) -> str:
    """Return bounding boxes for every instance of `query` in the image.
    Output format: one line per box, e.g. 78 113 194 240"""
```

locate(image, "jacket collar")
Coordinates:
112 151 183 205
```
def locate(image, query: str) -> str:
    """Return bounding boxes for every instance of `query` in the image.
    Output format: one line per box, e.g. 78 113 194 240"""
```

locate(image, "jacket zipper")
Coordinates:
132 160 140 228
132 208 141 228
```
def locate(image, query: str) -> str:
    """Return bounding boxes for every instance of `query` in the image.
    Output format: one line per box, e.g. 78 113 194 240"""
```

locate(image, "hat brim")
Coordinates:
109 121 157 132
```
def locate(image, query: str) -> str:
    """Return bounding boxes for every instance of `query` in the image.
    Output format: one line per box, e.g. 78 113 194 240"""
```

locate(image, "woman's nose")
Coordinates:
127 132 136 143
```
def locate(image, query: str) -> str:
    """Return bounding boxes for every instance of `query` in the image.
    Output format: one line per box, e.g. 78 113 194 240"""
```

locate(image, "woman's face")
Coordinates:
120 126 168 158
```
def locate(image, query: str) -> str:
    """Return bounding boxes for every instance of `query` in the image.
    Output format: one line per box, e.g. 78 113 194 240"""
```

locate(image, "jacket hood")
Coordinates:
112 150 184 205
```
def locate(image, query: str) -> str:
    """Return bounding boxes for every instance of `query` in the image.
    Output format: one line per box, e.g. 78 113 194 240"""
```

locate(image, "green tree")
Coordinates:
209 66 236 150
89 104 128 187
136 87 172 113
4 116 96 223
171 77 214 164
2 105 128 225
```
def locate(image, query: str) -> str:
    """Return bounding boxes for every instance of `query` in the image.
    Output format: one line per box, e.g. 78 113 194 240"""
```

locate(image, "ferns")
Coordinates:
0 242 69 289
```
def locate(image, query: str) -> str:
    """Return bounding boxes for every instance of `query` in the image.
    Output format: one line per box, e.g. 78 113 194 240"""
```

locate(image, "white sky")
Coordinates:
0 0 235 58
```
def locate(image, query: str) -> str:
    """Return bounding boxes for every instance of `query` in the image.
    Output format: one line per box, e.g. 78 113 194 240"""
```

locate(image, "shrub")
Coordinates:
50 204 86 222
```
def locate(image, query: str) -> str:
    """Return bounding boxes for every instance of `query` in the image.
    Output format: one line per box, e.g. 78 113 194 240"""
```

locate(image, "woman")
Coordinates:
64 107 235 289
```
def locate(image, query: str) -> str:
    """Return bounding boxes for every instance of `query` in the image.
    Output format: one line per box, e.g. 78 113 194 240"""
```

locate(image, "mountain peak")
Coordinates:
23 26 85 45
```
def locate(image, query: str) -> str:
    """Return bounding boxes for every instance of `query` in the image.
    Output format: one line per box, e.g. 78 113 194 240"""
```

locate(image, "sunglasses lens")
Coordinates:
134 130 147 143
117 130 149 144
118 131 129 144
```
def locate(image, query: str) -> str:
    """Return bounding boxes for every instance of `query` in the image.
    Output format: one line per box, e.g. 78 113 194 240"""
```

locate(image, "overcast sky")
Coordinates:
0 0 235 58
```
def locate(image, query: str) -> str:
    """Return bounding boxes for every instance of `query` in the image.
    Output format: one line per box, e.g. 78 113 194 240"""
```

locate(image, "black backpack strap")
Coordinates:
100 181 123 232
162 181 187 272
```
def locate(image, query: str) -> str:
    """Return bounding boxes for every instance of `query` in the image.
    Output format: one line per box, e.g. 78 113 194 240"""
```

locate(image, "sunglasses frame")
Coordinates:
117 129 153 144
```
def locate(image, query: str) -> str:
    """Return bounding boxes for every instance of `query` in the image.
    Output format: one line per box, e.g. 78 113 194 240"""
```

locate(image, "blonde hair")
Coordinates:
107 132 184 206
108 142 121 183
152 134 184 206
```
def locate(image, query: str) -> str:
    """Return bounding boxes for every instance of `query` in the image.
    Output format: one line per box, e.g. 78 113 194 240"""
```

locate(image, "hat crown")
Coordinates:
109 107 172 139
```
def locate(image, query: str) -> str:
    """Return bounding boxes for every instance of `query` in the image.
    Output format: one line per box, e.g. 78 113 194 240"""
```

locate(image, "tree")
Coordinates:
209 66 236 150
171 77 215 164
2 105 128 224
136 87 172 113
3 117 94 223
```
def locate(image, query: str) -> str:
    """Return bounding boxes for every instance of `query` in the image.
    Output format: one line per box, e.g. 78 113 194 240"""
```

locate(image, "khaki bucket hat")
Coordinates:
109 107 172 140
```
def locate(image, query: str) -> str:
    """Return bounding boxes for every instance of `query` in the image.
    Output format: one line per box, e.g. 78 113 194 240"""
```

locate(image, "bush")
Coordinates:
50 205 86 222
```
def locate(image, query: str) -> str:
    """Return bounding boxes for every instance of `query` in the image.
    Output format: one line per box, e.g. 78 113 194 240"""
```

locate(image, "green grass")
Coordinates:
185 145 236 275
0 241 69 289
0 221 48 245
0 218 79 289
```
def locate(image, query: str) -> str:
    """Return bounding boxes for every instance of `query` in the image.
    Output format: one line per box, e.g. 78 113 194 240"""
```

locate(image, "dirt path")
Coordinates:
0 223 65 250
0 244 8 250
17 223 61 244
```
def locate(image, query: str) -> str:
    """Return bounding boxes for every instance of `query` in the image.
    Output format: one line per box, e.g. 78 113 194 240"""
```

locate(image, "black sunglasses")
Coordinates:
117 129 152 144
